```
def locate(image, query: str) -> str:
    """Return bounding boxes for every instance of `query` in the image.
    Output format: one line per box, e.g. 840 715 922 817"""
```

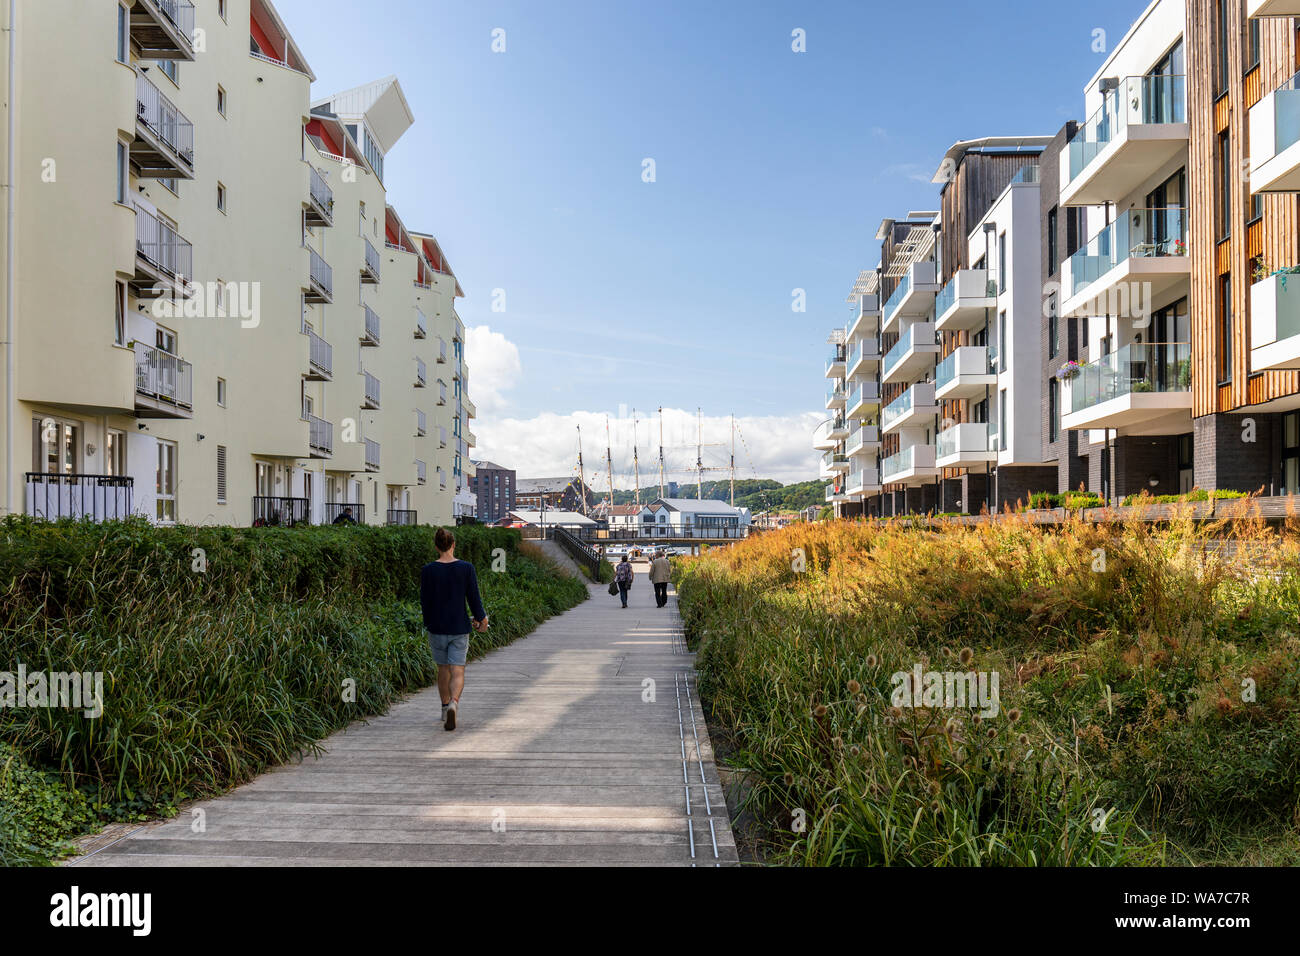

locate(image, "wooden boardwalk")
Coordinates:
68 567 737 867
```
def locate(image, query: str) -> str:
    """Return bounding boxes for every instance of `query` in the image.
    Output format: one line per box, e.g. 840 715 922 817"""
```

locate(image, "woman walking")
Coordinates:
420 527 488 731
615 554 634 608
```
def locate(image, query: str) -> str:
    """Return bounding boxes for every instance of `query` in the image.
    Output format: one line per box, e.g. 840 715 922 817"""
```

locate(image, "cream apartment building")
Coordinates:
0 0 475 527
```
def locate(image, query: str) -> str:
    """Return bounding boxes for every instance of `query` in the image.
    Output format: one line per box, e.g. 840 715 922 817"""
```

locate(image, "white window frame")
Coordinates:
116 3 129 63
156 440 178 524
216 377 227 407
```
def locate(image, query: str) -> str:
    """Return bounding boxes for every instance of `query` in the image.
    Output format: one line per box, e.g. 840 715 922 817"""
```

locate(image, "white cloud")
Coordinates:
464 325 521 416
473 407 829 488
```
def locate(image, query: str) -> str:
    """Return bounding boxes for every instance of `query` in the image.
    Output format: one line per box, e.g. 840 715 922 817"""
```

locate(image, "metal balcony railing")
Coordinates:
416 409 427 436
363 371 381 408
362 238 381 282
307 328 332 377
364 438 381 470
415 358 427 386
308 165 334 222
134 342 193 408
135 73 195 170
415 307 427 338
417 460 427 484
362 304 381 345
438 425 447 448
136 207 192 281
137 0 196 55
323 502 363 525
387 510 418 526
252 496 309 526
306 413 333 455
25 473 133 522
308 247 333 299
1068 342 1192 414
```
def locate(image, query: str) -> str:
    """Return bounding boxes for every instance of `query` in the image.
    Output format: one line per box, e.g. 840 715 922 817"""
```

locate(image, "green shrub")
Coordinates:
1121 489 1250 506
1028 491 1104 510
0 744 94 865
0 520 587 862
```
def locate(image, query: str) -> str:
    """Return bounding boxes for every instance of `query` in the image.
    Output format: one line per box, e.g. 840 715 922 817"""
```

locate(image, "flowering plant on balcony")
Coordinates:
1171 238 1186 256
1055 361 1082 381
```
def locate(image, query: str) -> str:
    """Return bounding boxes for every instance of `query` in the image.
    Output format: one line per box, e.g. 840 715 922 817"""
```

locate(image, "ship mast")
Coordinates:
576 425 590 514
658 407 665 499
696 407 703 501
632 411 642 507
730 413 735 507
604 415 615 513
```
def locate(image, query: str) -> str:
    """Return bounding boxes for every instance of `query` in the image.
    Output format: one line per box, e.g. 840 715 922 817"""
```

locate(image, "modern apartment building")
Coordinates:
469 459 515 523
816 0 1300 512
2 0 476 527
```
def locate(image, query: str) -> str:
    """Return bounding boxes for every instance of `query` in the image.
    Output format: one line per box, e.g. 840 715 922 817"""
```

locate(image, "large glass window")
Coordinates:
1047 207 1059 276
1218 275 1233 383
1048 379 1060 443
156 441 177 523
1283 412 1299 496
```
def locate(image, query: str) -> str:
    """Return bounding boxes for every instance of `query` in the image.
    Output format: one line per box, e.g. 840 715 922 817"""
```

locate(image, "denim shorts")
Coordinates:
427 630 469 667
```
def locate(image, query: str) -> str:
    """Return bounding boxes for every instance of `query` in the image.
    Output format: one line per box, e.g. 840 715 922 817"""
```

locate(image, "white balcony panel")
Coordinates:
935 423 997 469
882 261 939 334
935 346 996 401
1250 273 1300 371
882 322 939 385
1249 77 1300 194
934 269 996 332
848 294 880 340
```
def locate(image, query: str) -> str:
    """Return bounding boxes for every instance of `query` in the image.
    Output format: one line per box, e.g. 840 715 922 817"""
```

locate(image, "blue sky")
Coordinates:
274 0 1149 484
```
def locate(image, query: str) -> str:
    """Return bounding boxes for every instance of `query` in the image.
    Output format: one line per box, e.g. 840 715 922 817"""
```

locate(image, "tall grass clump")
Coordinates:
676 506 1300 865
0 518 587 862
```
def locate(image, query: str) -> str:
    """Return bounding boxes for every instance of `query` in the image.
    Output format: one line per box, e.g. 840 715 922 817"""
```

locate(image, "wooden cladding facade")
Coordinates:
1187 0 1300 417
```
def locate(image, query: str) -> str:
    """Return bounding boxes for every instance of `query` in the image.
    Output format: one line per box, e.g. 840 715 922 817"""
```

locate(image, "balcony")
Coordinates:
883 262 939 334
934 270 996 332
881 443 938 486
882 322 939 385
415 358 427 387
361 305 380 346
826 384 846 410
416 409 427 437
848 294 880 340
134 343 192 418
324 502 365 525
825 347 847 379
822 451 851 476
1249 70 1300 194
387 510 418 526
1061 74 1187 207
465 395 476 418
436 336 447 362
846 382 881 419
253 496 309 527
415 308 428 339
306 413 333 458
305 165 334 227
1249 272 1300 371
439 425 448 449
1062 342 1192 434
935 422 997 469
417 460 427 485
812 420 838 451
25 474 133 522
847 339 881 378
133 207 192 296
133 74 195 178
881 382 937 434
845 425 880 458
1247 0 1300 20
438 381 448 406
364 438 381 472
361 238 381 283
845 467 881 496
130 0 196 59
935 346 996 400
305 247 333 303
305 328 332 381
1061 207 1189 319
363 370 381 409
466 429 477 447
825 483 849 503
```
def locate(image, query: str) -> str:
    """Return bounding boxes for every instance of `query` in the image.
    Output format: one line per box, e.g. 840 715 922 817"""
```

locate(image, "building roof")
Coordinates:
471 460 512 472
608 505 645 516
652 497 745 515
931 136 1053 184
508 510 596 527
516 477 582 494
311 76 414 154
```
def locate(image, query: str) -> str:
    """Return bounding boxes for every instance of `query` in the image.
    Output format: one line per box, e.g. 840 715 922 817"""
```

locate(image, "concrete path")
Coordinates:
68 572 737 867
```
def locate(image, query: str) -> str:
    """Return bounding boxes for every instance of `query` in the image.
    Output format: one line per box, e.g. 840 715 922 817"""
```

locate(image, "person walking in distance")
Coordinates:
648 549 672 608
420 527 488 731
614 554 634 608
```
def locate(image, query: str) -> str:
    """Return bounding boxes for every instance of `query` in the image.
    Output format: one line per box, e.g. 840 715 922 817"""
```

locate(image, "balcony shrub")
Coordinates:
1055 360 1082 381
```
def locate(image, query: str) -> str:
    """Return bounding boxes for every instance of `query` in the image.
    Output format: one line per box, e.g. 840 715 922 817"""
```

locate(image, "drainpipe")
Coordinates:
4 0 15 516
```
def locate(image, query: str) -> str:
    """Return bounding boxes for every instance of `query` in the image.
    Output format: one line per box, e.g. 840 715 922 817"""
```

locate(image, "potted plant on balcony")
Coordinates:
1056 360 1082 382
1171 237 1186 257
1176 359 1192 388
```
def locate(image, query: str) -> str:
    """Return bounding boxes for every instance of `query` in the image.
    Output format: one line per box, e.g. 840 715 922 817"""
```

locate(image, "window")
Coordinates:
1215 0 1229 94
158 177 178 196
1218 274 1233 383
1251 193 1263 225
116 141 128 204
217 182 226 213
33 418 79 474
216 445 227 504
1217 131 1232 240
116 4 129 63
999 389 1008 452
998 232 1007 292
217 378 227 406
156 440 177 523
1048 379 1060 444
1283 412 1299 496
114 281 127 345
998 311 1007 372
218 0 227 20
1048 293 1059 359
217 85 227 116
106 429 127 477
157 59 178 85
156 325 177 355
359 201 366 235
1047 207 1059 276
1247 18 1261 72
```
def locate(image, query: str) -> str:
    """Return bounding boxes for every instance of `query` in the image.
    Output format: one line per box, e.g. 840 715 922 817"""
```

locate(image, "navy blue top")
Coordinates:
420 559 487 636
